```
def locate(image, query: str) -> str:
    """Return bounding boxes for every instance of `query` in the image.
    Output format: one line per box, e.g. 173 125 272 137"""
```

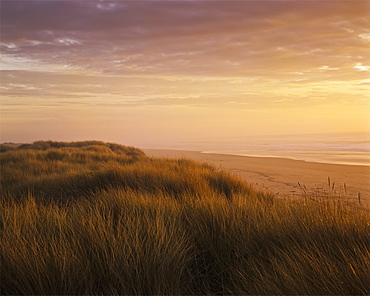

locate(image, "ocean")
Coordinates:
172 133 370 166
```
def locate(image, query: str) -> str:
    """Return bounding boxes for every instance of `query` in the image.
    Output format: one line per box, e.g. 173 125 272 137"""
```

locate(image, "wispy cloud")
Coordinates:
2 1 369 79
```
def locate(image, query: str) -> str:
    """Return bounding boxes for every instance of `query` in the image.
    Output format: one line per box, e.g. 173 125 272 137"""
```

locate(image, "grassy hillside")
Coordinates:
1 141 369 295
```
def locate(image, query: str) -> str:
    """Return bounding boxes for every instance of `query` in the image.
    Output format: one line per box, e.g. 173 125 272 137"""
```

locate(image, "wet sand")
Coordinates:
143 149 370 204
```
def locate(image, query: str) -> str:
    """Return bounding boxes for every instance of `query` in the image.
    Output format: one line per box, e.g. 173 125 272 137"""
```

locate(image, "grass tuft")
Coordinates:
1 141 369 295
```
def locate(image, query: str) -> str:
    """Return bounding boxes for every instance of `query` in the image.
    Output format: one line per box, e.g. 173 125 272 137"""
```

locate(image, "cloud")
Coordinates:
1 0 369 121
354 63 370 72
1 1 369 80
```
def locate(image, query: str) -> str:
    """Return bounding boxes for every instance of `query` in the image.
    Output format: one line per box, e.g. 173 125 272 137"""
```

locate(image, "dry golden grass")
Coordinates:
0 141 369 295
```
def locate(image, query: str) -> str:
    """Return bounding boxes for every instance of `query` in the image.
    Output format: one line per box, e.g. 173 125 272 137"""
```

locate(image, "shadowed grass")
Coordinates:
0 141 369 295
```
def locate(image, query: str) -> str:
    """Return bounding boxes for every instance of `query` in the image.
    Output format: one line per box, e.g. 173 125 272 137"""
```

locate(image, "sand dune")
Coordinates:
144 149 370 205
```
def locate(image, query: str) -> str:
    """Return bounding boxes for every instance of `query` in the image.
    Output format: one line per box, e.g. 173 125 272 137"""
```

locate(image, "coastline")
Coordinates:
202 151 370 167
143 149 370 204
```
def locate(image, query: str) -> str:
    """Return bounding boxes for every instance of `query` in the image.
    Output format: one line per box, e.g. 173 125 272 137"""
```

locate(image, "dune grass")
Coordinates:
0 141 369 295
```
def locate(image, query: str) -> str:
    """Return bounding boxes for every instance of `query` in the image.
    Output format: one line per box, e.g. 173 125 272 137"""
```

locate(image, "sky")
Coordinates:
1 0 370 148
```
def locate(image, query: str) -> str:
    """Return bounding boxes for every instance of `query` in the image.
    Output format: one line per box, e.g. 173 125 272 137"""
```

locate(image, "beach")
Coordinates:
144 149 370 204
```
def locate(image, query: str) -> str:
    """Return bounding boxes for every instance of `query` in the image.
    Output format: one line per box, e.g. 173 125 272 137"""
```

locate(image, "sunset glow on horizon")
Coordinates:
1 0 369 148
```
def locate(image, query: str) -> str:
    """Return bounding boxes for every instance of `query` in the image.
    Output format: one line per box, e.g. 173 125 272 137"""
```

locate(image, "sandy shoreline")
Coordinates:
143 149 370 204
